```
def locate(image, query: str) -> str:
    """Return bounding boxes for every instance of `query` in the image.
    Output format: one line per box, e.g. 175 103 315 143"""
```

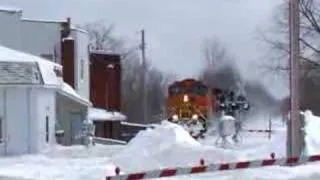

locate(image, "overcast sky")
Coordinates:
0 0 287 98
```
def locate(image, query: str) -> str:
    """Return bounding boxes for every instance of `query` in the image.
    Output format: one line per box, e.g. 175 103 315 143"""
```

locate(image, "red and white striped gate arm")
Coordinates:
106 154 320 180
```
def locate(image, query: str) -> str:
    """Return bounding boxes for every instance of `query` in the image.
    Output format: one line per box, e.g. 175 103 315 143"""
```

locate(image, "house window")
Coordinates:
80 59 84 80
45 116 49 142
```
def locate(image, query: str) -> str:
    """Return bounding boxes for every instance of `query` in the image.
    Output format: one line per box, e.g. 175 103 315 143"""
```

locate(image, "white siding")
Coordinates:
0 89 5 155
71 30 90 99
5 88 29 155
20 20 61 64
34 88 56 151
29 88 39 153
29 88 56 152
0 87 56 156
0 11 22 50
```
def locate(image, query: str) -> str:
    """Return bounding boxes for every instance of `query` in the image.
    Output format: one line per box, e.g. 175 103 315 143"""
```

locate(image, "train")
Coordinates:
166 78 213 138
166 78 249 139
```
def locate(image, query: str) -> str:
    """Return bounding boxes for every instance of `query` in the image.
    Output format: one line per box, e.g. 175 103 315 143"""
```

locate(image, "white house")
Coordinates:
0 6 92 146
0 6 90 101
0 45 89 155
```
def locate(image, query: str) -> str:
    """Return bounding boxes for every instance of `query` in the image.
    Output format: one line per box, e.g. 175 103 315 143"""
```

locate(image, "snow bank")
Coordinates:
304 110 320 155
125 120 201 147
221 115 235 121
111 121 240 173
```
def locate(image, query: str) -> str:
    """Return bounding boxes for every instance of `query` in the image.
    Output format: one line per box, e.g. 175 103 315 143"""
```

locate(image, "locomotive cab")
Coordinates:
166 79 211 138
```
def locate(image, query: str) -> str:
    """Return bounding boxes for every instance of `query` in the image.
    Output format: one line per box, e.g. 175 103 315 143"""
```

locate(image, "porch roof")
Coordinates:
88 107 126 121
57 82 92 107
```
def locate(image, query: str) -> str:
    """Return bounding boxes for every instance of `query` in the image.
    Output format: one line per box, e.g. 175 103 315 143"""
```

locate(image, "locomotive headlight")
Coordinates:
183 94 189 102
192 114 198 120
172 114 179 121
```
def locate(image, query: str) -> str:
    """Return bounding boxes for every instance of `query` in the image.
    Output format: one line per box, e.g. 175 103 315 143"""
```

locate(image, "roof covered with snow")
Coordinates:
120 121 156 128
90 49 115 55
88 107 126 121
0 45 91 106
0 45 62 86
62 35 74 42
70 25 88 34
58 83 92 106
21 18 66 24
0 61 42 84
0 5 22 13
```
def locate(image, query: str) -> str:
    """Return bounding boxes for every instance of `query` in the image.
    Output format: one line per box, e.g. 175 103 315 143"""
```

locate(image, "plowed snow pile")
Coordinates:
304 110 320 155
111 120 241 173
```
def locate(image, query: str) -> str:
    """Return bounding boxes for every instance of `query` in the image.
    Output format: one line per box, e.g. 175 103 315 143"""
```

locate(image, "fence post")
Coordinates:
270 152 275 159
200 158 205 166
115 167 120 175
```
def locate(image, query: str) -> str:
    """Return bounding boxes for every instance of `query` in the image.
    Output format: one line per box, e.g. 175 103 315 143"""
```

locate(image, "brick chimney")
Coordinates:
60 17 75 88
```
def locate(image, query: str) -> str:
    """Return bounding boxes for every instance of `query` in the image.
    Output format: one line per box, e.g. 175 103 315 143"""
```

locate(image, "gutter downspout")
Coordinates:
27 88 31 153
3 89 7 156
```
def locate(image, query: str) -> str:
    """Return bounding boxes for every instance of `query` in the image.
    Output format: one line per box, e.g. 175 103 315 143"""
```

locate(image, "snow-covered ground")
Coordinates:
0 144 123 180
0 111 319 180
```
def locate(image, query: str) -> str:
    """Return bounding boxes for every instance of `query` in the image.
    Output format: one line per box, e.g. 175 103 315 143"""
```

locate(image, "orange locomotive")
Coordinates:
166 78 215 138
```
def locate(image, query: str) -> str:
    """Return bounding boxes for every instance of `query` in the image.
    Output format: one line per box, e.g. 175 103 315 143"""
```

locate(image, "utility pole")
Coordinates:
140 29 148 123
287 0 303 158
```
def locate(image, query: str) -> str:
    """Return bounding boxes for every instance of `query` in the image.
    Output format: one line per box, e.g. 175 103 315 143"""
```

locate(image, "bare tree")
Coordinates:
82 20 139 62
146 67 175 122
200 37 279 117
83 21 123 52
201 37 232 71
259 0 320 73
199 37 240 89
259 0 320 115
